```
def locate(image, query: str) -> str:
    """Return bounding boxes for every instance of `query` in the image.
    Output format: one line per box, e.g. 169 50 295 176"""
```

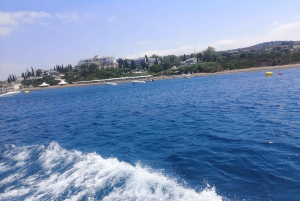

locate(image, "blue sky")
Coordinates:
1 0 300 80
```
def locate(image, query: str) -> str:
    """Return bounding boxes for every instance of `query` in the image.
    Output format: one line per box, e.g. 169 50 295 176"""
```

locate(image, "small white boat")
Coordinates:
183 74 192 79
132 80 146 84
106 82 117 85
0 91 21 98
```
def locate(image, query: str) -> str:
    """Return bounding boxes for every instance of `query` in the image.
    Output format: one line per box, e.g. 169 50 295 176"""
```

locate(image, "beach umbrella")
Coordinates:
38 82 50 87
58 80 68 85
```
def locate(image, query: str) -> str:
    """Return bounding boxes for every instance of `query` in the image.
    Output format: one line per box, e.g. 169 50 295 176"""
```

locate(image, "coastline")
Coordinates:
19 63 300 91
213 63 300 74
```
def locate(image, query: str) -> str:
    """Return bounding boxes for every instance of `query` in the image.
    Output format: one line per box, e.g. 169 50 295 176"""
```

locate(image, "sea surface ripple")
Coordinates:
1 68 300 200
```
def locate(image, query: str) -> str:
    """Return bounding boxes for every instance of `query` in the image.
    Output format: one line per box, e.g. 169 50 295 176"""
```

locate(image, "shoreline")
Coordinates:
19 63 300 91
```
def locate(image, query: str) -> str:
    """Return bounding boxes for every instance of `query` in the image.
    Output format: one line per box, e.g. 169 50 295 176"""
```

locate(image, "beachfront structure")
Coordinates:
76 55 118 69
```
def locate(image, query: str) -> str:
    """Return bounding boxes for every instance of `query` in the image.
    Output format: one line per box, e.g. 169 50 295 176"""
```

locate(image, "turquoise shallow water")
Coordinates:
1 68 300 200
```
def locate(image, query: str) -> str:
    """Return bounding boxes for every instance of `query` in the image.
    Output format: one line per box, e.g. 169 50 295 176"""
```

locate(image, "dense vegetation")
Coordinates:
148 62 222 75
22 76 59 87
220 51 300 70
64 67 134 83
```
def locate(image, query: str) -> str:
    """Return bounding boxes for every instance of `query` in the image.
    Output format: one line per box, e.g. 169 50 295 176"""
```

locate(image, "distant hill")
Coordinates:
219 41 300 54
247 41 296 51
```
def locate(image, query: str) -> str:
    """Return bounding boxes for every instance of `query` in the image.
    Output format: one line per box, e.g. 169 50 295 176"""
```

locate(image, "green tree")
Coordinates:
124 60 129 68
26 68 31 78
141 61 147 70
130 60 136 70
117 58 124 68
198 53 203 62
148 65 162 73
80 64 89 70
240 53 246 58
89 63 99 70
202 46 220 62
36 69 43 76
31 67 35 78
154 57 158 65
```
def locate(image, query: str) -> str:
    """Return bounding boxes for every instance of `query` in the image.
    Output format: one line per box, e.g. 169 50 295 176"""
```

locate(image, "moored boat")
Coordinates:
106 82 117 85
131 80 146 84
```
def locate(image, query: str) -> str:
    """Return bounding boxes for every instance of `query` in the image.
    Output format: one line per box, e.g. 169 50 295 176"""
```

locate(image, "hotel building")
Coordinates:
76 55 118 69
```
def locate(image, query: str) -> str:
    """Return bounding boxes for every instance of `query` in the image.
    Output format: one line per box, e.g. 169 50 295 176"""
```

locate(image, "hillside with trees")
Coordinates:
220 51 300 70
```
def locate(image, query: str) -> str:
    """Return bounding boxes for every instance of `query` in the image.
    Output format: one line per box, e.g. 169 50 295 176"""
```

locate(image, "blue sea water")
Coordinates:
1 68 300 200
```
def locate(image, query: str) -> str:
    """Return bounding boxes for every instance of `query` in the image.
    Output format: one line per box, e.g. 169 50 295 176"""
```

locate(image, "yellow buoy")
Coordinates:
265 72 273 76
24 91 30 94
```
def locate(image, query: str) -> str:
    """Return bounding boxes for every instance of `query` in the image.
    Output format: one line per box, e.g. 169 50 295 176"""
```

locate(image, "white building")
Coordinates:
92 55 117 66
76 55 118 69
78 58 93 66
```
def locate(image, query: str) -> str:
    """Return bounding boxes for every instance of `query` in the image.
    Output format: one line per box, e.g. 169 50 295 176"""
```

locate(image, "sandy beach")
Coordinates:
19 63 300 91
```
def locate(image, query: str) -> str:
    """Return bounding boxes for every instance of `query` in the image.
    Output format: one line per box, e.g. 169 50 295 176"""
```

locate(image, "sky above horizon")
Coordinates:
1 0 300 81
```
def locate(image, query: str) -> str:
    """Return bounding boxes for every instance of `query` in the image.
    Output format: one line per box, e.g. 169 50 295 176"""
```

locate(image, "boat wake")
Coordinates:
0 91 21 98
0 142 222 201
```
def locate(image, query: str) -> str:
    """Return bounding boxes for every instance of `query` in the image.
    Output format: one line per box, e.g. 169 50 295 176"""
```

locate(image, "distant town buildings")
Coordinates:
75 55 158 69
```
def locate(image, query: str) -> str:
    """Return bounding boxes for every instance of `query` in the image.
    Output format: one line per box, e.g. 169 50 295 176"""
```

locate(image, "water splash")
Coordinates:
0 142 222 201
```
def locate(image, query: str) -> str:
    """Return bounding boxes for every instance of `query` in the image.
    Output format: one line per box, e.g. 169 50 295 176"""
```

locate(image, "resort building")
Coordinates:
133 57 157 67
76 55 118 69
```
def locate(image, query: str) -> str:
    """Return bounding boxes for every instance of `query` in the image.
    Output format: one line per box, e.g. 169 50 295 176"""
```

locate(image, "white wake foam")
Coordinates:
0 142 223 201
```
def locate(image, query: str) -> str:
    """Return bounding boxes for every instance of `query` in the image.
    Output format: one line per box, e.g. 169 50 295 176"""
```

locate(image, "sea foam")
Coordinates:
0 142 223 201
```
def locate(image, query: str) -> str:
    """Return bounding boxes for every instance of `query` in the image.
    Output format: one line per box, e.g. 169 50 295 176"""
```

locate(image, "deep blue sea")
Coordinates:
1 68 300 201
